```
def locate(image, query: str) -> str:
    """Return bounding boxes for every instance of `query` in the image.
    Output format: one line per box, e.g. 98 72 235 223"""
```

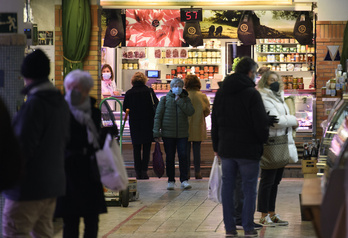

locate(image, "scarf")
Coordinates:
65 94 100 149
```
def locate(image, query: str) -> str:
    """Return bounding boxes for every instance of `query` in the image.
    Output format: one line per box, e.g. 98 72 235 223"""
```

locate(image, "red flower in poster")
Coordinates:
126 9 185 47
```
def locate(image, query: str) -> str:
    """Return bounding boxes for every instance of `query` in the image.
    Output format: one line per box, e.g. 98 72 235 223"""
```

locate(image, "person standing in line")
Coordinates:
257 70 298 226
2 49 70 237
101 64 121 98
54 69 107 238
153 78 195 190
212 57 275 237
184 75 210 179
123 71 159 179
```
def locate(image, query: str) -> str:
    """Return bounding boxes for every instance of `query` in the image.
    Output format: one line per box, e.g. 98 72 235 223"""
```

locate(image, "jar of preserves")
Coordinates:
204 66 209 72
207 58 212 64
207 51 212 58
123 63 128 70
133 63 138 69
202 51 207 58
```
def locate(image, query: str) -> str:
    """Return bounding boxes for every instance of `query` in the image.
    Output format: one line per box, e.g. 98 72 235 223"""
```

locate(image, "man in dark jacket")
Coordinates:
212 57 271 237
2 49 70 237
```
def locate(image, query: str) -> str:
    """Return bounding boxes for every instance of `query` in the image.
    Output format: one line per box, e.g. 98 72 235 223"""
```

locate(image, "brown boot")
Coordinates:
195 172 202 179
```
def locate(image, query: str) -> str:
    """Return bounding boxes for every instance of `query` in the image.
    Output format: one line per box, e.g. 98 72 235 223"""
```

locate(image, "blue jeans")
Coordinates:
221 157 260 232
163 137 189 183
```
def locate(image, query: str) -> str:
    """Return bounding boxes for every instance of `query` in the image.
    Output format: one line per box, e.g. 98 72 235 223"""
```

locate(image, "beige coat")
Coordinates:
187 90 211 141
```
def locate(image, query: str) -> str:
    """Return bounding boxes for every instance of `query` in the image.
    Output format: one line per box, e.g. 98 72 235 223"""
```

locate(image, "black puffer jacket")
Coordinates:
211 73 269 160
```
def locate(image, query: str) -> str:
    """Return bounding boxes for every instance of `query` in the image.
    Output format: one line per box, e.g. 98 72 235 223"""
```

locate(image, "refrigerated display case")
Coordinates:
284 90 316 159
317 95 348 177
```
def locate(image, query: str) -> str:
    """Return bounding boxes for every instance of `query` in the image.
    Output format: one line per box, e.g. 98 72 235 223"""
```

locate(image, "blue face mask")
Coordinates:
172 87 183 95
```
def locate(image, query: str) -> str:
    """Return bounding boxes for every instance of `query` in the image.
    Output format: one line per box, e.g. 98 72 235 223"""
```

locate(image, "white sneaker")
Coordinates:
167 182 175 190
259 214 275 227
181 180 192 189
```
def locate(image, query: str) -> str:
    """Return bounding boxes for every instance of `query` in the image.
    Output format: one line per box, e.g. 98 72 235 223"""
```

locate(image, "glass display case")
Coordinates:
317 95 348 177
284 90 316 134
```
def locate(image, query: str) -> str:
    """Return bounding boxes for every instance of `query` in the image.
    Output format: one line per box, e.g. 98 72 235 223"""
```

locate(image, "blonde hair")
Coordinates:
257 70 283 91
131 71 148 85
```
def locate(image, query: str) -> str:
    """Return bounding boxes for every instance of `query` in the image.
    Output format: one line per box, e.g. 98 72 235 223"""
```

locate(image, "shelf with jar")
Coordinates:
156 47 222 66
254 38 315 72
164 65 219 80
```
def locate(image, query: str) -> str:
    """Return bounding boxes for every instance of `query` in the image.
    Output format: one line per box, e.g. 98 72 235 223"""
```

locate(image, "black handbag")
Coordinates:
260 134 290 170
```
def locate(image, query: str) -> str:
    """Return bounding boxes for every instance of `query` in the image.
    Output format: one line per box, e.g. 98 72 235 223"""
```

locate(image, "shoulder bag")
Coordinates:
260 133 290 170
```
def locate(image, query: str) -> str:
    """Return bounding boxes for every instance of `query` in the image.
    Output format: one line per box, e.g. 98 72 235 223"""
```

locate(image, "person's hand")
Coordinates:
214 152 219 156
293 121 299 130
267 111 279 127
154 137 162 142
175 95 180 101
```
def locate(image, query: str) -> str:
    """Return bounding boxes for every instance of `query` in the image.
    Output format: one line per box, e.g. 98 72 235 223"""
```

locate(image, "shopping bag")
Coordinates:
152 142 165 178
96 134 128 191
208 156 222 203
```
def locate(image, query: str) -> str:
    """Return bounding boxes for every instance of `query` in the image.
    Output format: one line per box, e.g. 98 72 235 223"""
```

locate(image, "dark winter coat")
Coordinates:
211 73 269 160
0 97 23 192
3 81 70 201
123 82 159 144
55 97 107 217
153 89 195 138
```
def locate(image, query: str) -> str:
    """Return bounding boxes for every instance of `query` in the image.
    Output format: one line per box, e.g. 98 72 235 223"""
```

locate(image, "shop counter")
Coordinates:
301 177 322 238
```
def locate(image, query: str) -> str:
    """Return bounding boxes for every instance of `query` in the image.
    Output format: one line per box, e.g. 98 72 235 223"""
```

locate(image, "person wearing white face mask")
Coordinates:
101 64 121 98
153 77 195 190
55 69 107 238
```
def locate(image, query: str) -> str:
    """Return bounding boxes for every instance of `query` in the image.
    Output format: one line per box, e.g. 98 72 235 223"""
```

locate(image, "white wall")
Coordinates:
317 0 348 21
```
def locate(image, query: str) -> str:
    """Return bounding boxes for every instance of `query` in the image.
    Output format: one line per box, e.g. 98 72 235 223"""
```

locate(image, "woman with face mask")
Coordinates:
101 64 121 98
55 69 107 237
256 71 298 227
153 78 195 190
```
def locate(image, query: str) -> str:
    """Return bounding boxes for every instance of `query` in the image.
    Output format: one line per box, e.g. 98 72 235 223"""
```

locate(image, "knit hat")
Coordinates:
21 49 50 80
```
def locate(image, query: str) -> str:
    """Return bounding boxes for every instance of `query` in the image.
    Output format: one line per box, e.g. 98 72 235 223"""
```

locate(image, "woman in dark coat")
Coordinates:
55 70 107 238
123 71 159 179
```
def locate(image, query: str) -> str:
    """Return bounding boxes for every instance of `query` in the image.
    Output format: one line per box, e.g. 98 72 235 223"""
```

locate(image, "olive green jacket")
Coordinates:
153 90 195 138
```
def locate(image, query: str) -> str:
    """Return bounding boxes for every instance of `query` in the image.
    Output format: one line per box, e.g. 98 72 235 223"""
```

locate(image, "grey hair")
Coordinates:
64 69 94 91
170 77 184 88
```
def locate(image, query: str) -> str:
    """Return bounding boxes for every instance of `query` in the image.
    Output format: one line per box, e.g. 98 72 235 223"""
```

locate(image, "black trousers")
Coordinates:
133 142 152 174
187 141 202 174
257 167 284 213
63 214 99 238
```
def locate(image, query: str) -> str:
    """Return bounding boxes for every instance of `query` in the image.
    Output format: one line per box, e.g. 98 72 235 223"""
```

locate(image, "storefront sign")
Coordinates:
0 13 17 33
101 0 292 7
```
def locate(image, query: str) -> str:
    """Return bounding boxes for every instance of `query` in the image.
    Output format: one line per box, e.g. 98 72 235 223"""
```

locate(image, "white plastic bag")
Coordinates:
208 156 222 203
96 134 128 191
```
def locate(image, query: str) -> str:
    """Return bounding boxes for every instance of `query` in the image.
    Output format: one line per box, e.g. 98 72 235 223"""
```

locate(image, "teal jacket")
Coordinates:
153 89 195 138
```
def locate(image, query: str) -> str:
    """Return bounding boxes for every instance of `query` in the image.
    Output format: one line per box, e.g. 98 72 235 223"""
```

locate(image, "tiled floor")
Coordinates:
53 178 317 238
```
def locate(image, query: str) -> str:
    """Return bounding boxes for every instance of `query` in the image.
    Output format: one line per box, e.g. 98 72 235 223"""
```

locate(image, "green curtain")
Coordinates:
341 22 348 72
62 0 91 77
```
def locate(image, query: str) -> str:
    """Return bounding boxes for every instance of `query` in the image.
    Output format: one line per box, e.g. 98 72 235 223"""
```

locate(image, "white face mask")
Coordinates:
172 87 183 96
102 72 111 80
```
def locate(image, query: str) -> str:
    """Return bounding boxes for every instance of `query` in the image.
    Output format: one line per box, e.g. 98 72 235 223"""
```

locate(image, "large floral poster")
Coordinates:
126 9 185 47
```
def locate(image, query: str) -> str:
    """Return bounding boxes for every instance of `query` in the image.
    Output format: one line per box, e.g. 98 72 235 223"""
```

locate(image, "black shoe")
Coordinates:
226 230 238 237
254 223 263 230
244 229 258 237
236 223 262 230
141 171 149 179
